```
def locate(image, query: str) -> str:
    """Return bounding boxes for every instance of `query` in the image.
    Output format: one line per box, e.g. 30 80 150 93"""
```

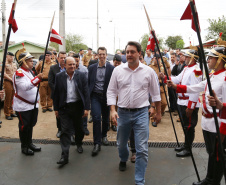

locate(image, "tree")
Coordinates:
176 40 185 49
165 35 183 49
49 42 59 51
66 33 88 53
140 33 164 52
206 15 226 41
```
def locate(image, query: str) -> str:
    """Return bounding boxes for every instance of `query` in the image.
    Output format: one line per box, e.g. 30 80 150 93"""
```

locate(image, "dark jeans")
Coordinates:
177 105 199 148
83 117 88 129
59 101 84 159
130 128 136 153
91 93 110 145
16 108 38 147
168 87 177 111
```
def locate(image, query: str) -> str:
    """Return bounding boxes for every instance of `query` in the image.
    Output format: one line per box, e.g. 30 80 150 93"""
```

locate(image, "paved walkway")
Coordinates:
0 142 224 185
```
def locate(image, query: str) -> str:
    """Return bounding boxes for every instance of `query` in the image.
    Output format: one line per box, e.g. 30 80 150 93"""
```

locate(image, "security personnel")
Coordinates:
82 48 93 67
168 36 226 185
149 55 171 127
35 51 56 112
13 46 43 155
4 52 17 120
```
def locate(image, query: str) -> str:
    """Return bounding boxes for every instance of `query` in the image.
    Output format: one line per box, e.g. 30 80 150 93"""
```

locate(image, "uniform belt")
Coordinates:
41 79 48 81
202 111 219 118
120 107 145 112
15 93 36 105
178 96 189 100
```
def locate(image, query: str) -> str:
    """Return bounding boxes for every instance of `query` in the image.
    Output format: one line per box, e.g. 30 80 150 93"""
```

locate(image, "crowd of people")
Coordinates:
1 37 226 185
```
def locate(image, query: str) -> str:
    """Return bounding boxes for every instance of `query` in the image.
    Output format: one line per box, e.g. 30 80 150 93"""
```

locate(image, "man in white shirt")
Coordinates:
107 41 161 185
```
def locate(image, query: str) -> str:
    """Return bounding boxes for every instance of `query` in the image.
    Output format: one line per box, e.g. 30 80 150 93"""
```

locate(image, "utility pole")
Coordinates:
1 0 6 52
59 0 66 51
97 0 99 49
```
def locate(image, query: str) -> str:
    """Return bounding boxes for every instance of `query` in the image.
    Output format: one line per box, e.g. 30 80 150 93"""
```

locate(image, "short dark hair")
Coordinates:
58 51 66 57
79 49 83 52
171 53 176 57
97 47 107 54
122 50 126 54
176 48 181 51
125 41 141 53
73 53 79 58
140 51 144 58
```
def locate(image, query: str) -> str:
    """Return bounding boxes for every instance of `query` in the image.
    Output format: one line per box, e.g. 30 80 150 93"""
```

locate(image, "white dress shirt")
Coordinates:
107 62 161 108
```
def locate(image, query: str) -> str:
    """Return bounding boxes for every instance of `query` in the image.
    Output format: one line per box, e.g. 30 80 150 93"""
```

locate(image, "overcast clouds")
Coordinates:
1 0 226 53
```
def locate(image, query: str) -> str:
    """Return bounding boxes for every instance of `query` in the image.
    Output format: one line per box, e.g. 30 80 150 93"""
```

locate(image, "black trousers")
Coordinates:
203 130 224 184
56 117 61 131
178 105 199 148
59 101 84 159
168 87 177 111
16 108 38 148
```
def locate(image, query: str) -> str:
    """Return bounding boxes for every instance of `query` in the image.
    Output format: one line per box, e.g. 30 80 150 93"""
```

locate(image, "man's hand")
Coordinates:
37 73 43 80
155 112 161 124
82 110 89 118
154 101 161 123
186 108 193 118
55 111 59 118
110 108 119 126
148 107 155 117
167 80 177 89
207 90 223 110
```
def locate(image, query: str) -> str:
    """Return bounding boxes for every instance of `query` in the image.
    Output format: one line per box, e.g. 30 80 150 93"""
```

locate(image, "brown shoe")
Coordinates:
130 153 136 163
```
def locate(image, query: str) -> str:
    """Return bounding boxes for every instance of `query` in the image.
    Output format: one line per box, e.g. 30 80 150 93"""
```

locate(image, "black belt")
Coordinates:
120 107 145 112
42 79 48 81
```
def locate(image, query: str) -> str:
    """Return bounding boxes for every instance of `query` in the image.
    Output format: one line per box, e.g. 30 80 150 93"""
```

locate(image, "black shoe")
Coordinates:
5 116 13 120
88 117 93 123
111 125 117 132
77 145 83 153
92 144 101 156
0 120 2 124
42 109 47 113
71 135 76 145
47 108 53 112
11 113 17 117
57 157 68 165
84 128 90 136
152 122 157 127
29 143 41 152
176 149 191 157
56 131 61 138
102 137 109 146
119 161 126 171
192 178 213 185
21 147 34 155
175 145 185 152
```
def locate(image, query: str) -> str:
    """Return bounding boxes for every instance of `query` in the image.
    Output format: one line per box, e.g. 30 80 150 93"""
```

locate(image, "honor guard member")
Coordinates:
168 36 226 185
35 51 56 113
82 48 93 67
4 52 17 120
13 46 43 155
163 45 202 157
149 55 171 127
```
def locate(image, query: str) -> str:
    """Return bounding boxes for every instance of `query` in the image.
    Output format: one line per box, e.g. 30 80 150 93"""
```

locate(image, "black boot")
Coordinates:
192 177 213 185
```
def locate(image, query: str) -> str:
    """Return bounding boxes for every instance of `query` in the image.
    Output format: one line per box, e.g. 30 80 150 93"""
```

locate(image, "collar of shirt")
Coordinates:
65 71 75 80
213 68 226 75
58 63 65 70
122 61 144 71
21 66 29 72
97 62 106 68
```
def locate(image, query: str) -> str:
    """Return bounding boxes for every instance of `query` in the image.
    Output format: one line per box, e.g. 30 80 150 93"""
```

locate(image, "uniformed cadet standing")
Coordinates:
164 46 202 157
168 37 226 185
82 48 93 67
150 55 171 127
3 52 17 120
13 47 43 155
35 51 56 112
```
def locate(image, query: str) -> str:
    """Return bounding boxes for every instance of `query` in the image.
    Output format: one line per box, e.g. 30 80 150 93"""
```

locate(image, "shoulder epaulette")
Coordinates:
193 68 202 77
15 69 24 77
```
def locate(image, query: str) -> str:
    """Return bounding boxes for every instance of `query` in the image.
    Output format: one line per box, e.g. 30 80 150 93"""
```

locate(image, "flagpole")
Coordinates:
33 11 55 109
189 0 226 182
143 4 201 182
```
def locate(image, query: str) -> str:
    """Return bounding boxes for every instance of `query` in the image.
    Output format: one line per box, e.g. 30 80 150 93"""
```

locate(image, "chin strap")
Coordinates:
186 51 199 65
211 49 226 70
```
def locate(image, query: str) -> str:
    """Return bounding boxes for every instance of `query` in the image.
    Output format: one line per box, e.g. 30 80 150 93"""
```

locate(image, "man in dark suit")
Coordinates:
54 57 90 166
48 51 66 138
88 47 114 156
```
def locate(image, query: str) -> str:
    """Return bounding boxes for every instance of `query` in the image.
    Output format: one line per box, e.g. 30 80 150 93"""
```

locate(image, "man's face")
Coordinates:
207 56 218 70
93 54 98 60
88 50 92 55
139 55 144 63
98 49 107 63
152 57 157 65
171 55 176 63
80 50 84 55
58 53 66 66
179 55 185 62
25 58 34 70
164 49 168 54
126 45 140 64
146 50 151 56
116 50 121 55
45 54 51 61
6 55 14 63
74 57 80 68
65 57 76 74
185 56 191 65
113 60 121 67
176 49 180 55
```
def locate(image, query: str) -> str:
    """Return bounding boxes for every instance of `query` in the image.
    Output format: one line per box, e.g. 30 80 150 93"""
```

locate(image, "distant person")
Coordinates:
82 48 93 67
144 49 153 65
121 50 127 63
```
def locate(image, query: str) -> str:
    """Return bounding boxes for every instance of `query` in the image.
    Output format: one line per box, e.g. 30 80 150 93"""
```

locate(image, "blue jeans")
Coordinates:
117 107 149 185
91 93 110 145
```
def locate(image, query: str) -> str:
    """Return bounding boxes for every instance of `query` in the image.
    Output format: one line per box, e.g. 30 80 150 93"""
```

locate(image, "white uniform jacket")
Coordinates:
13 67 41 112
171 63 202 109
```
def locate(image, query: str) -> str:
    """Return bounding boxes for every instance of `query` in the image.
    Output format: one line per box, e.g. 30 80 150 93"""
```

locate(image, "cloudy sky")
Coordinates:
1 0 225 53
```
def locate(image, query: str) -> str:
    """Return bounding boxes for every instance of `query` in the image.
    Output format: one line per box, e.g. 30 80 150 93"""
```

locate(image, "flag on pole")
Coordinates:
50 29 63 45
146 32 158 51
180 0 200 32
8 3 18 33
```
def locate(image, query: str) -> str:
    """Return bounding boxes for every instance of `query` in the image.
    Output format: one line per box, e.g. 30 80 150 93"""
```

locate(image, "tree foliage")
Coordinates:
206 15 226 41
140 33 164 52
49 42 59 51
176 40 185 49
165 35 183 49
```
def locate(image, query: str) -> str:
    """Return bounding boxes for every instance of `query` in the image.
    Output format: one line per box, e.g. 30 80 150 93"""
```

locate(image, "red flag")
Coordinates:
180 0 200 32
8 3 18 33
50 29 63 45
146 32 158 51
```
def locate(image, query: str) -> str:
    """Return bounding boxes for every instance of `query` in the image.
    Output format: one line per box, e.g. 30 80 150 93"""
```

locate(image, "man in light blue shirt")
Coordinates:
144 49 153 65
